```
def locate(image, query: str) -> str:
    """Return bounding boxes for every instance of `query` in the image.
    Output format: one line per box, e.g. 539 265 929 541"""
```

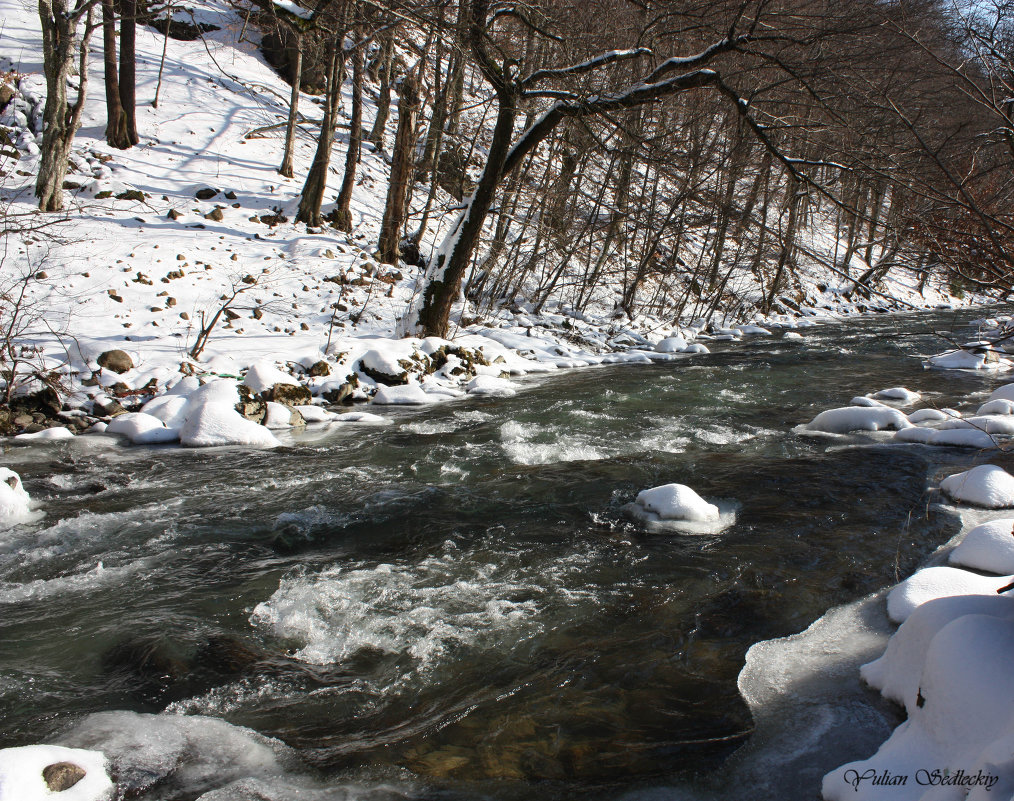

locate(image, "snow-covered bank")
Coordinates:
797 348 1014 797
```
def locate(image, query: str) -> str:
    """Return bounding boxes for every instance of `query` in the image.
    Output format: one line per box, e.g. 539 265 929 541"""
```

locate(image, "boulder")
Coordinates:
97 349 134 374
42 761 86 792
267 383 311 406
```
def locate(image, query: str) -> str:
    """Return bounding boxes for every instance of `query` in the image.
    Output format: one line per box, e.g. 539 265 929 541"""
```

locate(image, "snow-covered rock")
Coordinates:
940 464 1014 507
0 744 114 801
263 402 299 429
292 405 333 423
140 395 190 429
655 336 688 353
179 402 280 448
0 468 32 525
886 565 1013 623
979 398 1014 416
626 483 736 534
850 396 886 408
872 387 921 404
14 426 75 441
105 412 179 444
243 362 297 393
466 375 516 397
805 406 911 434
988 382 1014 403
783 331 804 341
950 519 1014 574
893 427 997 448
907 408 955 424
925 349 1003 370
372 384 431 405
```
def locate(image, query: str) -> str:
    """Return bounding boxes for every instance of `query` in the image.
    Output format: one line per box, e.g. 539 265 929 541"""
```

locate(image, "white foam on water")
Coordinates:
0 557 156 604
402 420 460 435
499 421 605 465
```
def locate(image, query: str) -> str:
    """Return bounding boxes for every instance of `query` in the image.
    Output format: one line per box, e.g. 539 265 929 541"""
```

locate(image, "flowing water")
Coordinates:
1 309 1011 801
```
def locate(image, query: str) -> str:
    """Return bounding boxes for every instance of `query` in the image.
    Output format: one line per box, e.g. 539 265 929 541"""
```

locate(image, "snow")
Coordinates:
626 483 736 534
263 402 297 429
850 396 886 407
893 426 997 448
988 383 1014 403
104 412 179 444
872 387 921 404
13 426 75 441
465 375 516 397
804 406 912 434
925 349 1009 370
949 519 1014 574
886 566 1014 623
140 395 190 429
243 362 298 393
655 336 688 353
978 398 1014 415
179 402 280 448
292 405 333 423
372 385 431 405
271 0 313 19
0 468 33 526
783 331 804 340
940 465 1014 507
0 744 113 801
907 408 955 424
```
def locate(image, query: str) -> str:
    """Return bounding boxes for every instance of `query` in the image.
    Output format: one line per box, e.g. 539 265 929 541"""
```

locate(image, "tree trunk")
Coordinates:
102 0 129 148
36 0 95 211
295 37 343 227
118 0 138 145
278 33 302 178
331 33 363 231
377 75 420 263
367 31 393 148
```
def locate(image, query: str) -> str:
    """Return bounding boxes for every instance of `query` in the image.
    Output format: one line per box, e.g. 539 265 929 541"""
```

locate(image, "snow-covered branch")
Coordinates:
521 48 652 89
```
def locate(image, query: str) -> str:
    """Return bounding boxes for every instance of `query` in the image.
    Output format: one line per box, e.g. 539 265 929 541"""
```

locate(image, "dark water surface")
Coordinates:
1 309 1010 800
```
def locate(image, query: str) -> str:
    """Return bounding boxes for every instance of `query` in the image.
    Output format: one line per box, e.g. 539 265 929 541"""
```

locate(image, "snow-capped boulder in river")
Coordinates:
803 406 911 434
0 468 32 526
179 402 280 448
626 483 736 534
940 464 1014 507
0 744 114 801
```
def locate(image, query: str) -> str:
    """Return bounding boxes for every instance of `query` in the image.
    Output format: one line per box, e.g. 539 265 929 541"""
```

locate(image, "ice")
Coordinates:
0 744 113 801
105 412 179 444
372 384 431 405
56 711 294 799
872 387 921 404
940 464 1014 507
242 361 299 393
0 468 33 526
893 427 997 448
179 402 280 448
626 483 736 534
861 594 1014 707
804 406 911 433
14 426 75 441
465 375 516 397
949 519 1014 574
886 566 1013 623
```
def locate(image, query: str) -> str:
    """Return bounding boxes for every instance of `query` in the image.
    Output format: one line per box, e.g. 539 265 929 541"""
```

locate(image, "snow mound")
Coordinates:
886 565 1013 623
626 483 736 534
185 378 240 407
940 414 1014 434
850 396 886 408
979 398 1014 416
684 343 710 354
372 385 431 405
466 375 516 397
292 405 333 423
862 594 1014 708
0 744 113 801
824 612 1014 801
179 402 280 448
263 402 297 429
872 387 921 404
140 395 190 429
655 336 688 353
0 468 33 526
940 464 1014 507
14 426 75 441
243 362 297 393
925 349 996 370
988 383 1014 403
893 427 997 448
950 519 1014 574
907 408 955 424
783 331 804 341
105 413 179 444
804 406 911 434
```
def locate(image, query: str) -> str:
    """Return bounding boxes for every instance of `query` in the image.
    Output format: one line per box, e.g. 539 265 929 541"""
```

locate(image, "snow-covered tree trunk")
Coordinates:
36 0 95 212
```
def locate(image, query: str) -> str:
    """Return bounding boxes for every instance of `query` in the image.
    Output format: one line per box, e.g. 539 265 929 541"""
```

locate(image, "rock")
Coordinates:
108 290 123 303
235 387 266 423
251 307 263 320
224 308 241 321
322 382 356 405
195 187 218 200
167 208 182 220
267 383 311 405
97 349 134 374
307 360 330 377
116 189 146 202
11 386 62 418
204 207 224 222
92 398 127 417
42 761 87 792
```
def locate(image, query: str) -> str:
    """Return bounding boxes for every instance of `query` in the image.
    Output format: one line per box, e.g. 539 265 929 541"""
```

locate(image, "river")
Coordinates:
0 308 1008 800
